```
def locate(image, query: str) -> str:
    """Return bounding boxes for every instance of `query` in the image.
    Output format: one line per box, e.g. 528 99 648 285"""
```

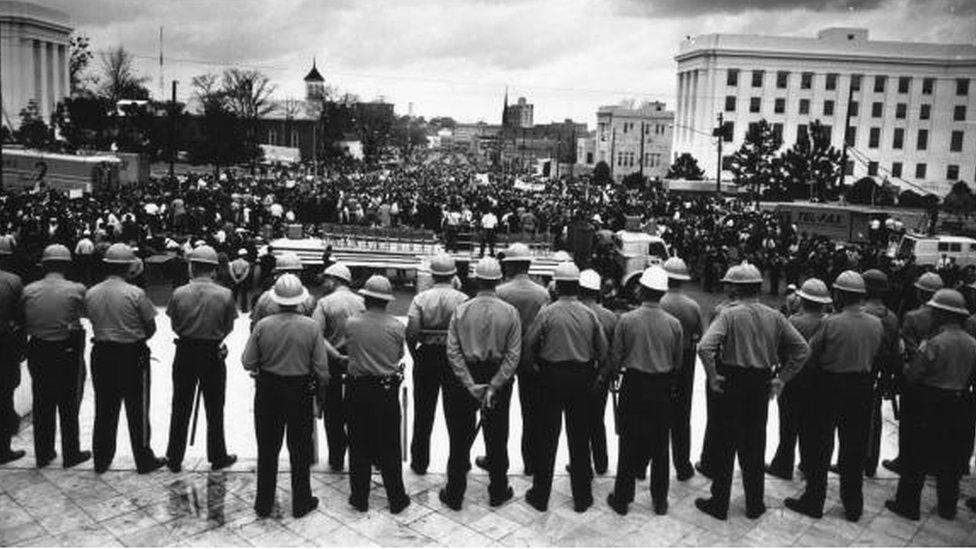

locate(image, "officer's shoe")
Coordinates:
329 461 344 473
489 487 514 507
37 452 57 468
594 457 608 476
676 464 695 481
606 493 628 516
410 463 427 476
746 504 767 520
389 496 411 515
694 461 712 479
211 454 237 471
884 500 919 521
653 499 669 516
784 497 823 519
63 451 91 469
694 497 728 520
844 506 863 523
882 458 901 475
938 506 957 521
167 461 182 473
0 449 25 465
293 497 319 519
864 467 877 478
474 456 489 472
348 496 368 513
764 464 792 481
137 457 167 475
438 489 462 511
524 489 547 512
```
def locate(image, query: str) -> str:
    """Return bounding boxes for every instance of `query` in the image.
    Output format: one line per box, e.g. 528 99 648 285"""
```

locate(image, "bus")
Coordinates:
1 148 122 193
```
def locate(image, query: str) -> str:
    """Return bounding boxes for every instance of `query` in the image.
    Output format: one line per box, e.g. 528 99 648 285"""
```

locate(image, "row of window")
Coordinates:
726 69 971 96
614 151 666 168
724 96 968 122
718 120 967 154
266 129 300 147
862 161 963 181
619 122 669 135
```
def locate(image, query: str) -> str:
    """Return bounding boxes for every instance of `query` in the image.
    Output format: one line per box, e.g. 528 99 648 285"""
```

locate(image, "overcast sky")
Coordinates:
44 0 975 127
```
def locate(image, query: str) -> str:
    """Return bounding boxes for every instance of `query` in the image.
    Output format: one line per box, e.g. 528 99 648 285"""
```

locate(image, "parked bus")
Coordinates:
1 148 122 193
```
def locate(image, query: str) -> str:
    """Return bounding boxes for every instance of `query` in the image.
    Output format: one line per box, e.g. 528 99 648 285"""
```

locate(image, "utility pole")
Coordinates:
639 120 646 179
838 76 856 195
714 112 723 194
169 80 177 181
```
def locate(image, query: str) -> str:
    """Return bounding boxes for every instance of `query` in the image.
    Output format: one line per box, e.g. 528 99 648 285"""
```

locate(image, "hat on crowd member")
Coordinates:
324 263 352 283
553 261 580 282
187 245 219 265
786 283 797 293
721 264 762 284
40 244 71 263
429 254 457 276
274 252 303 273
474 257 503 280
0 235 15 255
639 265 669 292
914 272 944 293
797 278 833 304
833 270 866 294
359 275 395 301
502 243 532 263
553 250 573 263
663 257 691 281
579 269 602 291
863 269 889 293
194 239 206 248
103 243 136 264
238 248 248 256
271 273 309 306
926 289 970 316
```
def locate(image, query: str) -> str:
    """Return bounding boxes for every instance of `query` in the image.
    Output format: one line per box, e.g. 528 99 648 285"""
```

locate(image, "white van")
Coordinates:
891 234 976 268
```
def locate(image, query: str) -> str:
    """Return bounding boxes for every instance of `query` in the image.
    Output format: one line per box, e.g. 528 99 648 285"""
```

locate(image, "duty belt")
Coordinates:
418 328 449 346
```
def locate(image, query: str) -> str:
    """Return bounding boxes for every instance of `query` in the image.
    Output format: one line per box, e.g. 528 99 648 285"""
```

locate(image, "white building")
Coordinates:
595 101 674 180
674 28 976 196
0 1 72 130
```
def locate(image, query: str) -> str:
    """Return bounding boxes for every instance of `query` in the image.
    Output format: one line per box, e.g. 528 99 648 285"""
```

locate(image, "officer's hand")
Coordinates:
219 343 228 360
708 374 726 394
769 377 784 400
482 387 497 411
471 384 488 402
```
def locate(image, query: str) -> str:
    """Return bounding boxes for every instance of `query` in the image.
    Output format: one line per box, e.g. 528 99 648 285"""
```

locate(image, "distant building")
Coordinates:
576 131 597 172
595 101 674 180
674 27 976 196
502 91 534 129
0 0 72 129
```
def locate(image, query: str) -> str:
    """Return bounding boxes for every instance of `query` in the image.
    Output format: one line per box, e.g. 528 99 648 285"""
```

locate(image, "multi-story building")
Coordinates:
595 101 674 180
503 95 534 128
0 1 72 129
674 27 976 196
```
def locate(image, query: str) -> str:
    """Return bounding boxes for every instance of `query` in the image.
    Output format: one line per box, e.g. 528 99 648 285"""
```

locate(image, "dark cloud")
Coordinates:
616 0 975 17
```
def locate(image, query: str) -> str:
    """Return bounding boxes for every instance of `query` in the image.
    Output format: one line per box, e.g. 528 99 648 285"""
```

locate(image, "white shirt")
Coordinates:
481 213 498 230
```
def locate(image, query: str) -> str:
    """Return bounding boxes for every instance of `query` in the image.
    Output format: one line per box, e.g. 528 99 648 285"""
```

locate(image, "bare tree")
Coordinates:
191 73 222 112
69 33 94 93
221 68 276 120
98 46 150 102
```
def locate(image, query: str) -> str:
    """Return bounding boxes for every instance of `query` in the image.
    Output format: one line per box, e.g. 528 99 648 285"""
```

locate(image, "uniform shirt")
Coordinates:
242 312 329 381
788 310 826 341
807 305 883 374
606 302 683 376
524 296 608 365
166 277 238 341
344 310 405 378
907 325 976 391
901 306 937 355
406 283 468 346
85 276 156 343
250 287 316 331
311 285 365 348
0 269 23 334
863 300 901 366
698 298 809 380
497 274 549 335
661 290 703 350
446 291 521 394
21 273 85 341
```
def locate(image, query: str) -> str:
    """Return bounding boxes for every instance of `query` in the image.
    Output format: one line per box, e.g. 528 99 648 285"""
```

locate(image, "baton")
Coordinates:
610 378 620 436
401 386 408 462
189 383 202 446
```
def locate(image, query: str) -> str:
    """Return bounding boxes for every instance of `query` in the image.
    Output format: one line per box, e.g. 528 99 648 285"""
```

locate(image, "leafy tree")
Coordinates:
621 172 646 189
898 189 939 209
54 95 114 151
665 152 705 180
728 119 782 199
941 180 976 218
15 100 54 150
391 115 428 159
775 120 841 201
593 161 611 185
98 46 150 102
69 33 94 93
188 100 257 175
847 176 878 205
429 117 457 130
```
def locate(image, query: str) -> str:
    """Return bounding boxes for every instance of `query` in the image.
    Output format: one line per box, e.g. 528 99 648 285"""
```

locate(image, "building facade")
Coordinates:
595 101 674 180
674 28 976 196
503 96 534 128
0 1 72 129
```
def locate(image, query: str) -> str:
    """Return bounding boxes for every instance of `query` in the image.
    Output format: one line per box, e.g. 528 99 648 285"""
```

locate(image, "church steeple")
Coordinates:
305 57 325 102
501 86 509 127
304 57 324 83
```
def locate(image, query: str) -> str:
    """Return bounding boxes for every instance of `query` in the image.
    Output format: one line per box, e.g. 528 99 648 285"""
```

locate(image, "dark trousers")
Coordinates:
865 389 883 474
91 341 158 471
517 370 541 473
410 345 449 472
0 333 22 452
588 383 609 473
346 379 407 507
797 371 873 514
480 229 496 257
670 350 695 471
444 367 512 502
253 373 313 515
894 386 971 516
768 372 810 474
165 339 229 466
232 283 249 312
322 361 347 469
613 370 672 505
707 365 770 514
531 361 593 505
28 336 85 462
698 378 718 473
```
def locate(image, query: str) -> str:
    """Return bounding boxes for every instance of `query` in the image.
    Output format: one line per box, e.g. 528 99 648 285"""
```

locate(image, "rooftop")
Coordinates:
0 0 71 31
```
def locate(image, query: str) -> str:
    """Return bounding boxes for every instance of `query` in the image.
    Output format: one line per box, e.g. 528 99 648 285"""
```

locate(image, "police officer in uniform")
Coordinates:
660 257 701 481
243 274 328 518
766 278 830 480
603 266 683 516
441 257 521 510
695 264 810 520
886 289 976 521
861 269 901 478
311 262 363 472
164 245 238 473
523 261 608 513
21 244 90 468
406 254 468 475
575 269 617 476
86 243 166 474
344 275 410 514
785 271 882 522
250 252 315 330
0 236 26 464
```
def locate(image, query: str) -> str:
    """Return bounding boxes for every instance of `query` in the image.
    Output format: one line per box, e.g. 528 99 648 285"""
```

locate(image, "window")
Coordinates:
796 124 808 142
954 105 967 121
958 78 970 96
801 72 813 89
898 76 911 94
826 73 838 90
772 123 784 142
290 130 299 148
747 122 760 139
799 99 810 115
725 96 736 112
916 163 927 179
893 128 904 149
727 69 739 86
896 103 907 119
922 77 935 95
722 121 734 142
948 165 960 180
872 102 883 117
820 124 833 142
849 101 859 116
869 127 881 148
920 104 931 120
845 126 857 147
951 130 964 152
824 100 835 116
844 161 854 176
586 152 593 164
776 71 789 89
917 129 928 150
752 70 764 87
750 97 761 113
774 98 786 114
892 162 903 178
267 129 277 145
868 161 879 176
851 74 862 91
874 75 887 93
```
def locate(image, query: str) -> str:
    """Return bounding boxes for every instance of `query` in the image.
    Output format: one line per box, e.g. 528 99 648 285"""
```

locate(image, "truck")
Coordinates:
890 233 976 268
1 148 122 193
